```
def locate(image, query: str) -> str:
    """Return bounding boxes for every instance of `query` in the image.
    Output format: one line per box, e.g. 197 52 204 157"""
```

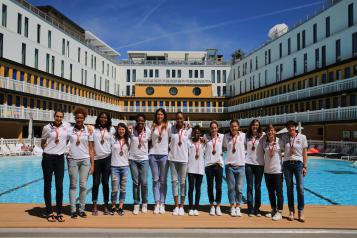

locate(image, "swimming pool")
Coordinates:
0 156 356 205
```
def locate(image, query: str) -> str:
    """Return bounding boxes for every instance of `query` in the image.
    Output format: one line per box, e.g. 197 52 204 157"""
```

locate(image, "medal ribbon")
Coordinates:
119 139 125 155
100 128 106 142
194 141 200 158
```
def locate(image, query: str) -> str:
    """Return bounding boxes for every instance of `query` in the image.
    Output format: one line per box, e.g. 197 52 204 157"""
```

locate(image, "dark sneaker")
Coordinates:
103 206 110 215
110 207 118 215
78 211 87 218
70 212 78 219
118 208 125 216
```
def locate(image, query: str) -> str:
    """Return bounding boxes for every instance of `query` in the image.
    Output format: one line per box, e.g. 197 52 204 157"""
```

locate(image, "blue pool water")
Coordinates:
0 156 356 205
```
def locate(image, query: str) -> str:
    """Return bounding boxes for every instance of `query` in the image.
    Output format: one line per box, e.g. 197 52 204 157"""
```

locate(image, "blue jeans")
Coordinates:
283 161 305 212
111 166 129 204
245 164 264 214
68 158 90 213
225 165 245 205
129 160 149 205
149 154 169 204
170 161 188 197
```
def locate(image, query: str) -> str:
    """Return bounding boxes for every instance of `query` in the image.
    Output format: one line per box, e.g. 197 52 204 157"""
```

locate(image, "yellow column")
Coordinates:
8 68 13 79
17 125 23 143
0 65 4 76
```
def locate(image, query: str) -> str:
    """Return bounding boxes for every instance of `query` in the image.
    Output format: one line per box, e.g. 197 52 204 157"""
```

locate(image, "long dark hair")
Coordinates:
95 112 112 131
209 120 219 137
153 108 168 130
114 123 130 146
246 119 263 139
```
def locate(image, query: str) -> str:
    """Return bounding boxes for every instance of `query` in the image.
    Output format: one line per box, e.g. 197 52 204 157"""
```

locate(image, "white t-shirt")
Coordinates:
111 137 130 167
204 133 224 167
168 126 192 163
187 140 205 175
223 132 246 166
281 133 308 162
93 126 116 160
129 127 151 161
41 122 69 155
245 135 264 166
67 126 94 160
262 137 283 174
149 124 170 155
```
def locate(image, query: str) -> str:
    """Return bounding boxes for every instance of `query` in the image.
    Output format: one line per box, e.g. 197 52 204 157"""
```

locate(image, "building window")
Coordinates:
24 17 28 37
169 87 178 96
353 32 357 56
149 69 153 78
350 94 356 106
144 69 147 78
223 86 226 96
195 70 199 78
348 3 354 27
192 87 201 96
211 70 215 83
133 69 136 82
126 86 130 96
0 33 3 58
153 69 158 78
315 48 319 69
268 49 271 64
77 47 81 62
172 70 176 78
322 45 326 67
132 85 135 96
279 42 282 58
313 23 317 43
46 54 50 73
51 56 55 74
189 70 193 78
2 4 7 27
335 39 341 62
326 16 330 37
85 51 87 66
166 69 170 78
34 48 38 69
293 58 297 75
17 13 22 34
70 64 72 80
217 86 221 96
217 70 221 83
146 86 154 95
66 41 70 57
302 30 306 49
303 53 307 73
62 39 65 55
126 69 130 82
61 60 64 77
200 70 204 78
37 24 41 43
177 69 181 78
223 70 226 83
287 38 291 55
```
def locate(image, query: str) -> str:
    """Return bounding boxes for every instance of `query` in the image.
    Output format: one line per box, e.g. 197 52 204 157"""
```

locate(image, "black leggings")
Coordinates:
92 156 111 204
264 173 284 211
188 173 203 210
42 153 64 214
205 164 223 204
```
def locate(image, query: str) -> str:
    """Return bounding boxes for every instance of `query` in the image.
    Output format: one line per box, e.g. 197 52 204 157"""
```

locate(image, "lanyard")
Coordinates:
54 127 60 144
100 128 106 144
289 134 297 155
119 138 125 156
212 136 218 155
178 127 184 146
251 137 257 150
194 141 200 159
232 134 238 153
75 128 83 146
268 142 276 157
138 127 145 148
157 125 163 142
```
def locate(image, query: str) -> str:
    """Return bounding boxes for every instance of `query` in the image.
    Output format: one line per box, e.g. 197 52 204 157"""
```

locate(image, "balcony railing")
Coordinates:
135 78 213 85
122 106 226 114
117 59 231 66
0 76 119 112
0 105 128 125
228 76 357 112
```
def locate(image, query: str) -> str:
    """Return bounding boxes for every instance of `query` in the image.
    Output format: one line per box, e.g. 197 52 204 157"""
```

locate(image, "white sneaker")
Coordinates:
159 204 165 214
216 206 222 216
188 209 194 216
235 207 242 217
172 207 179 216
133 204 140 215
141 203 148 213
230 207 236 217
209 206 215 216
265 210 275 218
178 207 185 216
272 211 282 221
193 209 199 216
153 205 160 214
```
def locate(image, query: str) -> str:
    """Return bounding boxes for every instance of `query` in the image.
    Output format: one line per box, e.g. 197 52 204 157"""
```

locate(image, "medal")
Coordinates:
212 150 216 155
100 128 106 145
138 144 142 149
211 136 218 155
55 139 59 144
289 134 297 156
194 141 200 159
178 127 184 146
119 151 124 156
75 128 83 146
54 126 59 144
158 136 162 143
252 146 256 151
251 137 257 151
178 141 182 146
195 154 199 159
100 139 104 144
232 133 238 154
232 148 236 153
119 139 125 157
269 142 275 157
290 148 294 156
76 141 80 146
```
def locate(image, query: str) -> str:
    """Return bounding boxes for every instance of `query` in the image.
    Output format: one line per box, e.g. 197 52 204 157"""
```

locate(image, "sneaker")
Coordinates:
141 203 148 213
216 206 222 216
133 204 140 215
153 205 160 214
288 211 294 221
103 206 110 215
172 207 179 216
248 213 254 217
193 209 199 216
272 211 282 221
70 212 78 219
209 206 215 216
298 211 305 223
255 209 262 217
118 208 125 216
188 209 194 216
78 211 87 218
110 207 118 215
230 207 236 217
235 207 242 217
265 210 275 218
159 204 165 214
178 207 185 216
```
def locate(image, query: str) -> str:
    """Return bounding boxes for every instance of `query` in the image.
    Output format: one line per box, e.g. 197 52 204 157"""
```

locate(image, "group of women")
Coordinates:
41 107 308 223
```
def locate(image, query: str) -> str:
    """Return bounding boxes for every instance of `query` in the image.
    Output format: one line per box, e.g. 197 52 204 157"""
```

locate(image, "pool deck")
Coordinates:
0 204 356 229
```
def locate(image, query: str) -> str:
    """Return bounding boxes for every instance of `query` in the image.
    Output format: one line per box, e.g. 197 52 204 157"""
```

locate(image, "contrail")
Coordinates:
136 0 166 27
116 1 323 50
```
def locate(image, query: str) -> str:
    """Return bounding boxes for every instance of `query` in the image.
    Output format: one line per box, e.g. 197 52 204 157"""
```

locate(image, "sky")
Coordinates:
29 0 328 60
